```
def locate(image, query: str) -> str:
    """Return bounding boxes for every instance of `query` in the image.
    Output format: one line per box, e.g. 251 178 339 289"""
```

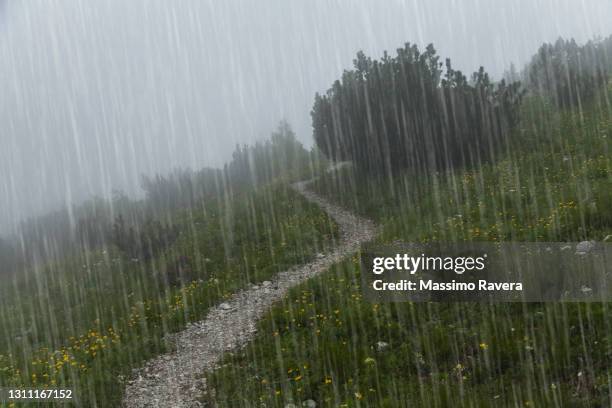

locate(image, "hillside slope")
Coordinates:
205 90 612 407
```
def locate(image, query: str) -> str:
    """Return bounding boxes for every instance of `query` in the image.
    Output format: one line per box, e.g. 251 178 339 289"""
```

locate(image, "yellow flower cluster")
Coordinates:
8 326 123 389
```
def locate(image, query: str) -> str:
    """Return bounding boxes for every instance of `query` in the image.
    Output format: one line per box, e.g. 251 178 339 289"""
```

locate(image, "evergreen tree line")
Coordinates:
0 122 317 274
224 120 317 189
524 36 612 110
312 43 524 176
139 120 318 215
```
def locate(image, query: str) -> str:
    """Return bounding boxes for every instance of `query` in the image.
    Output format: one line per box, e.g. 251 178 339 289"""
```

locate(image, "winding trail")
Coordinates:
122 181 378 407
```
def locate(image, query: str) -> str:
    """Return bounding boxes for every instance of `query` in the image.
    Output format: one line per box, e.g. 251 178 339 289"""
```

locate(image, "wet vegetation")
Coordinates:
206 39 612 407
1 9 612 405
526 36 612 110
312 44 524 175
311 96 612 243
207 263 611 407
0 122 320 277
0 128 338 406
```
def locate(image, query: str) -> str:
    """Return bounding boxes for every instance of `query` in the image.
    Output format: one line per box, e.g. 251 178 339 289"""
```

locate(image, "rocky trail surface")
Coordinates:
122 180 378 407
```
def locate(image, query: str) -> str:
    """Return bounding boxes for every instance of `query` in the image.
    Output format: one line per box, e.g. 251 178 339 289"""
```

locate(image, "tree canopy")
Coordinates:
312 43 523 176
525 36 611 110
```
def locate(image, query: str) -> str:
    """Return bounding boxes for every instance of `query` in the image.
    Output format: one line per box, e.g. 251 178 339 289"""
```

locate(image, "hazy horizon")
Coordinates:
1 0 612 234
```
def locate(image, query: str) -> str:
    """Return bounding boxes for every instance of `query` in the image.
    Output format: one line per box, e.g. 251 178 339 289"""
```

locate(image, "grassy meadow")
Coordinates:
0 184 338 406
205 93 612 407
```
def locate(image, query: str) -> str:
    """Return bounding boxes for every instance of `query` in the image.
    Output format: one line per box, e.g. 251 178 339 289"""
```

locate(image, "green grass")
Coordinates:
205 96 612 407
0 184 338 407
207 261 612 407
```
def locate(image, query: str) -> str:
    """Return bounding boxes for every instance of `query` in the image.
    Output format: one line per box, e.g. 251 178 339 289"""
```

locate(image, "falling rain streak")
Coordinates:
0 1 611 407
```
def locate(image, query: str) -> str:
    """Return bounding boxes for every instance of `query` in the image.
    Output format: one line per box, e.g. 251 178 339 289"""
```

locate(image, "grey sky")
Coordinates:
1 0 611 233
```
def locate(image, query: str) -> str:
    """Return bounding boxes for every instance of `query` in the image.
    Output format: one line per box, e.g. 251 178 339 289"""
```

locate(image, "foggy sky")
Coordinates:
1 0 612 234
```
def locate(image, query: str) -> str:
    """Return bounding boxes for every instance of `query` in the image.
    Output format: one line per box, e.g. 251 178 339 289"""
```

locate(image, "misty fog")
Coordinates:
1 0 611 234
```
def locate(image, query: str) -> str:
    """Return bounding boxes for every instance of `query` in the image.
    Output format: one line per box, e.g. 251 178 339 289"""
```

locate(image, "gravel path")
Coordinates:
122 181 378 407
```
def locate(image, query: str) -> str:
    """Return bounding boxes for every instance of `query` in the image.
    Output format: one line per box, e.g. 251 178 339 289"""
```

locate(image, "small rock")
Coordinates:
285 404 298 408
575 241 596 255
252 285 260 290
262 281 272 287
219 303 232 311
376 341 389 352
316 253 325 259
302 399 317 408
